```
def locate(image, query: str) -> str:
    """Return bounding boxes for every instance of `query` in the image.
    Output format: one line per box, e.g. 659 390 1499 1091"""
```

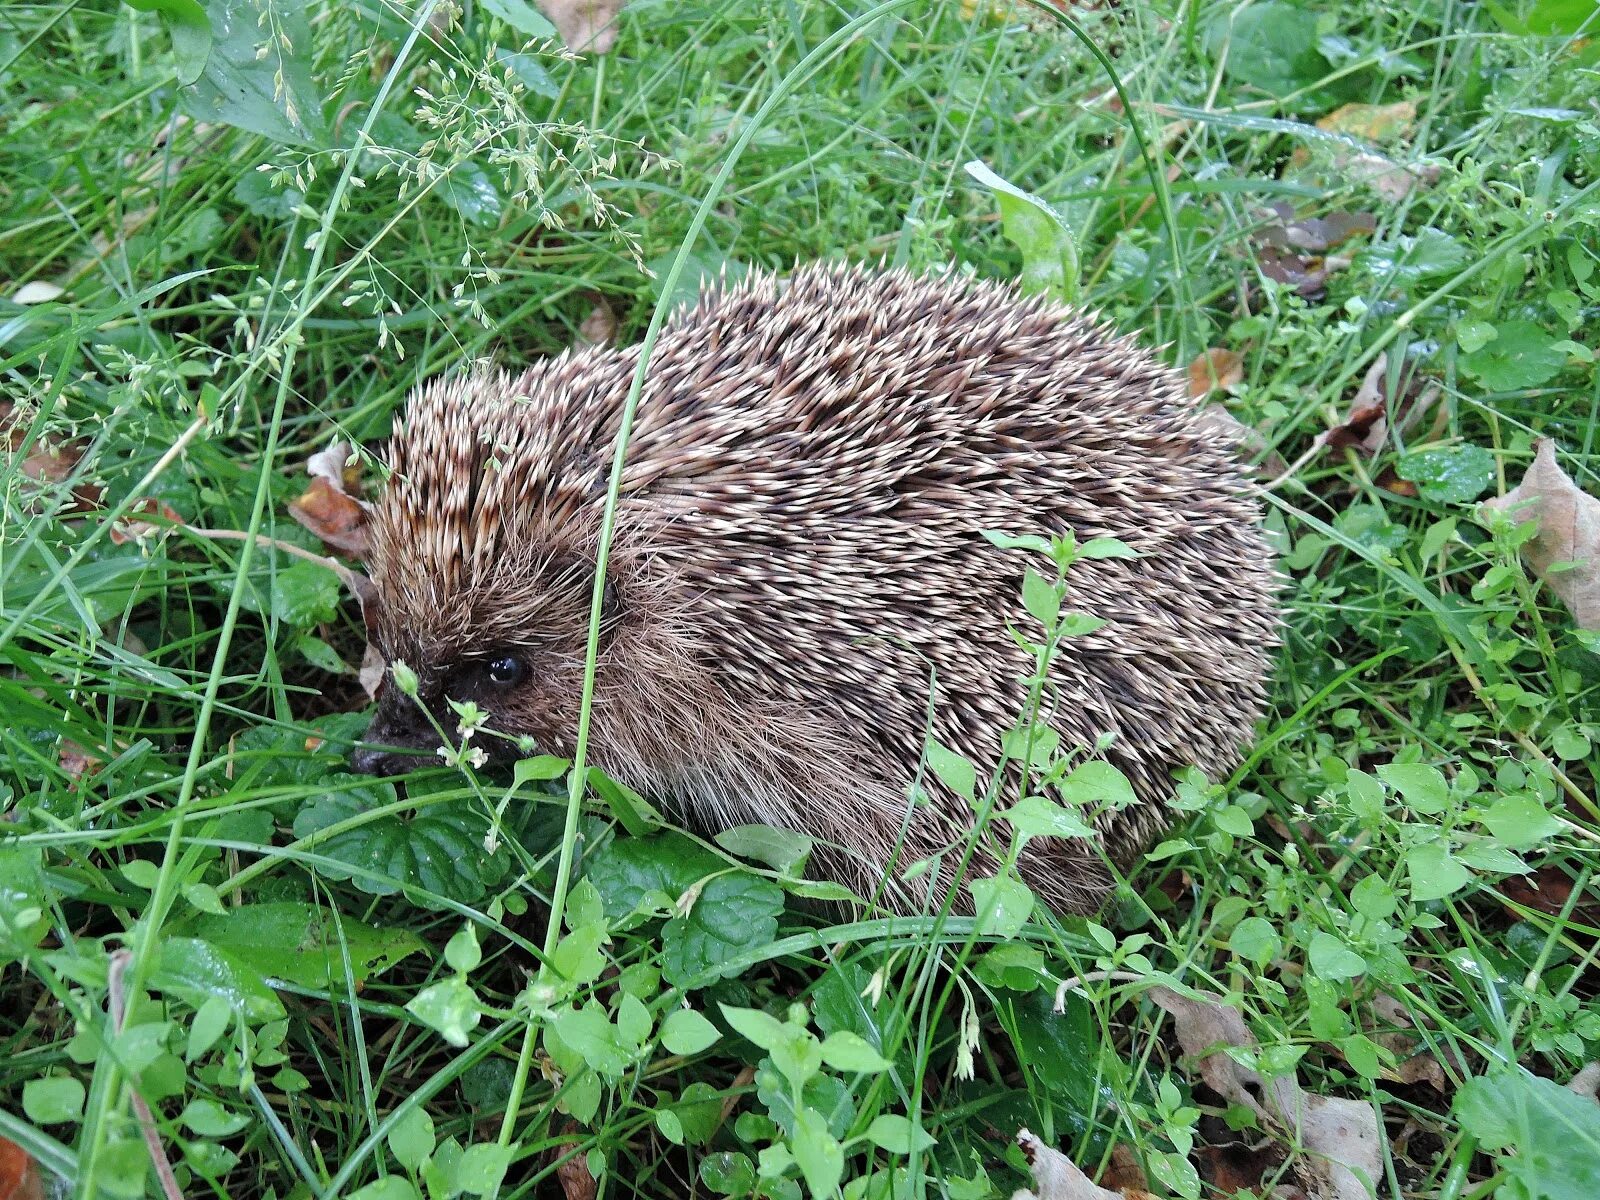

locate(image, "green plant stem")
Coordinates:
72 5 444 1196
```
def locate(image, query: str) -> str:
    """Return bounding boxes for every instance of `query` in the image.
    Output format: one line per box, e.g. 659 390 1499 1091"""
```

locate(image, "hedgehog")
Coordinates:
349 262 1278 914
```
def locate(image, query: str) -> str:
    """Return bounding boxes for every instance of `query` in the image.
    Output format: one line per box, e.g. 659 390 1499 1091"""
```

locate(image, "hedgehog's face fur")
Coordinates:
348 263 1280 915
351 553 625 775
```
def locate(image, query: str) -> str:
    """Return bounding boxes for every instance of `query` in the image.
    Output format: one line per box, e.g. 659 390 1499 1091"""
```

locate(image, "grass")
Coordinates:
3 1 1600 1198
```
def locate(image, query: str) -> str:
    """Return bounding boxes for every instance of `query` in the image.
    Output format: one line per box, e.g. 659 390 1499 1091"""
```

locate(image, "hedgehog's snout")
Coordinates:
348 679 444 777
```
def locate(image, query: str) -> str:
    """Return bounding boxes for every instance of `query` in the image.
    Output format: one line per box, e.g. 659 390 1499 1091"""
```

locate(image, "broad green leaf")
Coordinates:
293 785 510 907
974 942 1046 991
186 995 231 1061
1229 917 1281 966
1057 760 1138 811
661 872 783 988
863 1114 935 1155
479 0 558 37
184 902 426 988
1376 763 1450 815
1021 566 1060 628
445 924 482 973
0 846 50 961
1408 841 1472 901
818 1031 892 1074
1396 445 1497 505
348 1179 420 1200
670 1082 724 1146
700 1152 758 1197
1205 2 1327 100
579 831 723 919
661 1007 721 1055
406 977 483 1047
1002 795 1094 840
178 1097 249 1137
1359 226 1468 283
123 0 212 83
552 922 609 985
964 160 1079 301
151 937 286 1023
719 1004 788 1052
792 1107 844 1200
553 1002 645 1077
1456 1066 1600 1200
1461 320 1567 391
387 1106 436 1172
512 754 570 785
1077 536 1139 559
925 738 977 801
757 1060 855 1138
1307 932 1367 981
23 1076 85 1124
715 824 814 876
968 874 1034 939
454 1143 514 1198
181 0 327 146
1480 795 1565 848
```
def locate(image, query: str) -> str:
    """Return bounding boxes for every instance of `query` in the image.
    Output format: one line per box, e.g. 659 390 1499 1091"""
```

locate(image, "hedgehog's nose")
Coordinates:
347 745 427 776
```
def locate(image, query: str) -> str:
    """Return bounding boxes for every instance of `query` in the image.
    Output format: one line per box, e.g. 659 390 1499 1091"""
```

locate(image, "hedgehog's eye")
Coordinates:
486 655 527 686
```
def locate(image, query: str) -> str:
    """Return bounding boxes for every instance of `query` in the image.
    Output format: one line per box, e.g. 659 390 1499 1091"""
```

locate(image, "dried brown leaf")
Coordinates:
109 498 184 546
1197 404 1288 478
1345 153 1439 203
1149 987 1381 1200
1481 438 1600 629
1567 1062 1600 1100
1257 202 1377 254
550 1124 597 1200
11 281 64 306
1323 356 1390 454
539 0 625 52
1011 1130 1125 1200
1316 101 1417 143
1188 348 1244 398
289 442 372 558
0 1136 45 1200
359 641 387 701
578 298 618 347
59 740 102 785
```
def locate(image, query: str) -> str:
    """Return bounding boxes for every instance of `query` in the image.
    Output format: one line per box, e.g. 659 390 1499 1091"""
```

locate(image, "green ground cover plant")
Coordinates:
2 0 1599 1198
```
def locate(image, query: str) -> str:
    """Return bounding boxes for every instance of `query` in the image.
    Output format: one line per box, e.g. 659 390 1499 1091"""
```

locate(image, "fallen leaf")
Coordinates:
4 407 104 521
288 441 372 558
1195 1136 1280 1196
1099 1144 1157 1200
10 281 64 306
1345 153 1440 203
1316 101 1417 143
1567 1062 1600 1100
1149 987 1382 1200
59 740 103 785
1323 355 1390 455
539 0 625 52
1480 438 1600 628
1188 348 1243 398
359 641 387 700
1249 202 1375 301
550 1124 597 1200
0 1136 44 1200
1011 1129 1124 1200
306 441 361 492
577 297 618 347
109 497 184 546
1256 203 1377 254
